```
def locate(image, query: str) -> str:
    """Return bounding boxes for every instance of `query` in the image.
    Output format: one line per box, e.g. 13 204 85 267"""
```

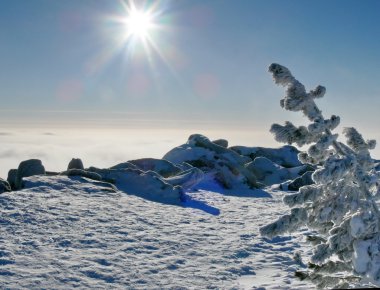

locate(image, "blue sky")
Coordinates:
0 0 380 155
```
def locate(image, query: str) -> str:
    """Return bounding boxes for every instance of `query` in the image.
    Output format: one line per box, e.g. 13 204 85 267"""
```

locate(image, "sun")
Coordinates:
125 8 153 39
96 0 178 78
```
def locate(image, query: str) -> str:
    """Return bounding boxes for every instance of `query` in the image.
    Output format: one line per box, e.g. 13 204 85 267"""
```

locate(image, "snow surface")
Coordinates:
0 175 313 289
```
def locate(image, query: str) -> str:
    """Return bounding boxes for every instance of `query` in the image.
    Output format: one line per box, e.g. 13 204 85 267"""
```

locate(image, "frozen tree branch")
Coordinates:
261 63 380 288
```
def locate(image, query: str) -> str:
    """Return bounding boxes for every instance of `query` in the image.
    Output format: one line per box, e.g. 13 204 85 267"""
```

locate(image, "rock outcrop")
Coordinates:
212 139 228 148
163 134 260 189
128 158 182 178
162 134 318 189
60 169 103 181
230 145 302 168
67 158 84 170
0 178 11 193
15 159 46 190
88 167 184 204
287 171 314 191
2 133 321 200
245 157 314 186
7 169 17 190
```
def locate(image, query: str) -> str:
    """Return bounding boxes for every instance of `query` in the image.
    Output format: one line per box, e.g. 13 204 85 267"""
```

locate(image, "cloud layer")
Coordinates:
1 126 378 180
0 127 276 179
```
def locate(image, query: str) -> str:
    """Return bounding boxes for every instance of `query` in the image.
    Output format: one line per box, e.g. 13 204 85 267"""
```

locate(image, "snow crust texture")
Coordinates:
0 175 312 289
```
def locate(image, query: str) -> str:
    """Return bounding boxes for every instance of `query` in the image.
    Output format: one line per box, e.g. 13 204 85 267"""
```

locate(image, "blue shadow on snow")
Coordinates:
181 194 220 216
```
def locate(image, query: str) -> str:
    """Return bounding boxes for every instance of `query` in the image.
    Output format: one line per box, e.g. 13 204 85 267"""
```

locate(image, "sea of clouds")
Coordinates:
0 126 276 179
1 120 379 180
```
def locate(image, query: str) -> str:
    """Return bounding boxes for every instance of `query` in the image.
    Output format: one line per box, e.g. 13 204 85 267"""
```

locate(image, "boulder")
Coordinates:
0 178 11 193
88 167 183 205
163 144 216 169
176 162 195 171
7 169 17 190
67 158 84 170
163 134 260 189
375 160 380 172
163 167 204 190
230 145 302 168
297 164 316 175
212 139 228 148
15 159 46 190
245 157 282 181
288 171 314 191
128 158 182 178
109 162 137 170
60 169 103 181
245 157 314 186
187 134 250 164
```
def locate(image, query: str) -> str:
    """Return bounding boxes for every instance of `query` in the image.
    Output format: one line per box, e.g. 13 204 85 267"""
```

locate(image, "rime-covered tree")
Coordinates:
260 63 380 288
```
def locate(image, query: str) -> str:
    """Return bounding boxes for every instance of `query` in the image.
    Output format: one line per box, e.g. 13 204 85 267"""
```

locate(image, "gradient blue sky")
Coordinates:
0 0 380 155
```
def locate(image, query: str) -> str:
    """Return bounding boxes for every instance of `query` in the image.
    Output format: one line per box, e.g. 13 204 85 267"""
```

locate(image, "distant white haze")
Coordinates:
0 114 378 179
0 120 276 179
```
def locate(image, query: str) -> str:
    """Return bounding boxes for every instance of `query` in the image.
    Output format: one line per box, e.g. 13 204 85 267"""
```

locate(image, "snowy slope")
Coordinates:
0 175 313 289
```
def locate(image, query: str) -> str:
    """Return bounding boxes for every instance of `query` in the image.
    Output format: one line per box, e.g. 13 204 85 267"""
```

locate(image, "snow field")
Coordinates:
0 175 313 289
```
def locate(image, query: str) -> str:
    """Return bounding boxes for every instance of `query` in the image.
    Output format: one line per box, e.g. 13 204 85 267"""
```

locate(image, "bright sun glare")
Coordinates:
125 8 153 39
100 0 175 75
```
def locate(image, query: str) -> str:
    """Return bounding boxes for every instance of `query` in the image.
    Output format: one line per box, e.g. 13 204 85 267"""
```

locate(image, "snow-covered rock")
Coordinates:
163 143 216 166
163 134 260 189
245 157 314 186
163 134 250 166
176 161 196 171
287 171 314 191
187 134 250 164
15 159 45 189
128 158 182 177
88 167 183 204
109 161 138 170
163 167 204 190
60 169 103 181
212 138 228 148
246 157 281 180
67 158 84 170
375 160 380 172
163 133 315 189
0 177 11 193
7 168 17 190
230 145 302 168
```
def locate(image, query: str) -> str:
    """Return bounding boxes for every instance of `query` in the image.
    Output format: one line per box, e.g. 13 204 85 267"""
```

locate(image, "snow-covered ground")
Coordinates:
0 175 313 289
